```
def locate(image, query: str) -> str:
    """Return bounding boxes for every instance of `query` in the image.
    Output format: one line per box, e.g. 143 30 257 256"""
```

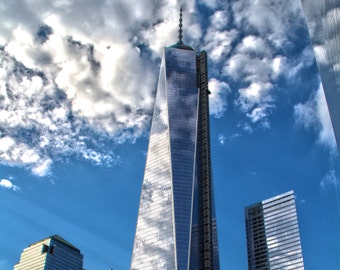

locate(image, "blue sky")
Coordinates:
1 0 340 269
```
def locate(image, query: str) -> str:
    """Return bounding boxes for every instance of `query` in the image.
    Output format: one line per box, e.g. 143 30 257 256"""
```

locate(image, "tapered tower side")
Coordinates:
130 52 176 270
301 0 340 154
130 46 199 270
190 51 220 270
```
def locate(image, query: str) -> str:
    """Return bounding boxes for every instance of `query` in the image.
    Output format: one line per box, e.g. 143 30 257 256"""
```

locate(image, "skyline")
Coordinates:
1 0 340 269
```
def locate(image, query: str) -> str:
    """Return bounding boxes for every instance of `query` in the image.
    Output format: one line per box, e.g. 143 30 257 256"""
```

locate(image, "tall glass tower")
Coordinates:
14 235 84 270
244 191 304 270
301 0 340 154
130 8 220 270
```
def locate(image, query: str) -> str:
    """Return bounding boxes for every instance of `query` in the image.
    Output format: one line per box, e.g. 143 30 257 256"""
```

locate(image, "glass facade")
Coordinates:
245 191 304 270
301 0 340 153
130 45 220 270
14 235 84 270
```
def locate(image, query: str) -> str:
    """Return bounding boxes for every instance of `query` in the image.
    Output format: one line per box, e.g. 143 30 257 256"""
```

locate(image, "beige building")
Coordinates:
14 235 83 270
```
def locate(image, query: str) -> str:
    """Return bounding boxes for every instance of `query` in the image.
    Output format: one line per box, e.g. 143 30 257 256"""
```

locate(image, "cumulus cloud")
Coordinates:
231 0 303 45
200 0 316 131
223 33 281 126
1 0 198 176
0 0 319 176
0 0 234 177
203 9 237 63
0 179 20 191
294 83 336 149
208 78 230 118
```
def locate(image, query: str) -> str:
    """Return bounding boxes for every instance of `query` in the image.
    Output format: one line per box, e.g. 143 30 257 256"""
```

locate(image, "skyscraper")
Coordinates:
14 235 84 270
244 190 304 270
301 0 340 154
130 8 220 270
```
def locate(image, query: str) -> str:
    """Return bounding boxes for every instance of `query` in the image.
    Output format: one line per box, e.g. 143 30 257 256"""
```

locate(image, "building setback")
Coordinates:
130 8 220 270
14 235 84 270
245 191 304 270
301 0 340 154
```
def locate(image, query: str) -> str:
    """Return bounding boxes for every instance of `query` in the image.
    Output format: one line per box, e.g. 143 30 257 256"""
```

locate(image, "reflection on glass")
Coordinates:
131 45 220 270
301 0 340 153
245 190 305 270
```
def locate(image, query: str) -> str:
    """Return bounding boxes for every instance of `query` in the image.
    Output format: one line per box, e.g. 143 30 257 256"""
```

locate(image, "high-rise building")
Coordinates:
14 235 84 270
301 0 340 154
244 190 304 270
130 8 220 270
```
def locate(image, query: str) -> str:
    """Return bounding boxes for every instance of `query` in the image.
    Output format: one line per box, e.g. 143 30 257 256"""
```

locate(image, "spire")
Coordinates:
169 5 193 50
178 6 183 44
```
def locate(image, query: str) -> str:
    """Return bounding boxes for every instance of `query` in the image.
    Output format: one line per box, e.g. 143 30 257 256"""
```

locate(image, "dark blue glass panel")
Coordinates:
165 47 198 270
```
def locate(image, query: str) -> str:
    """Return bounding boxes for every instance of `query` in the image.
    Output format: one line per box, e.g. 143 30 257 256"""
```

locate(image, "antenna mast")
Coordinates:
178 6 183 44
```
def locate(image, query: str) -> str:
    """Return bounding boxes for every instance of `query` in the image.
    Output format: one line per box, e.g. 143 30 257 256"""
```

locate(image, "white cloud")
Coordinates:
203 8 237 64
231 0 303 47
199 0 313 131
294 83 336 149
187 23 202 41
0 0 319 176
0 0 233 177
221 34 280 125
1 0 186 176
237 35 271 58
204 29 237 63
0 137 15 152
0 179 12 189
208 78 230 118
247 107 269 124
0 136 51 176
272 56 283 78
32 159 53 177
0 179 20 191
237 82 273 111
237 122 253 134
320 170 338 189
218 134 226 145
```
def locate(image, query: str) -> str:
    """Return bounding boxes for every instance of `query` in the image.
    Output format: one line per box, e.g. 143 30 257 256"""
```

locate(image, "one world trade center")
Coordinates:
131 8 220 270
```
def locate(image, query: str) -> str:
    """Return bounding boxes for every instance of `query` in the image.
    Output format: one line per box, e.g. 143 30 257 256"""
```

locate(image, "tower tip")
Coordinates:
178 6 183 44
169 5 193 50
